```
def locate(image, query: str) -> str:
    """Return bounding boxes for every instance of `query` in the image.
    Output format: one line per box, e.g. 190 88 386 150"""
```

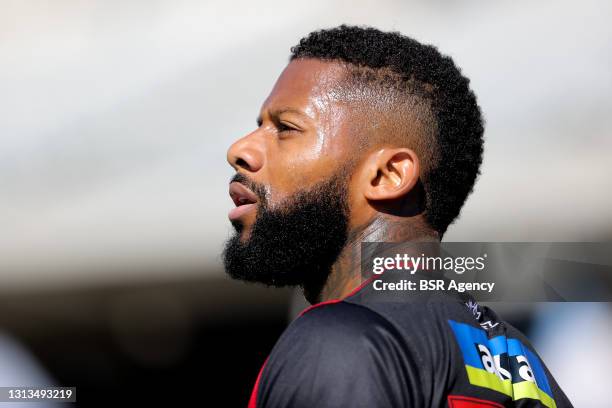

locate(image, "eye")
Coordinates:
277 122 298 134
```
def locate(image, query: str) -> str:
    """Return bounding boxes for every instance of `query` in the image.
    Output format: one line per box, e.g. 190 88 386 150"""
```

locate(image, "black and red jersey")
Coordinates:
248 276 573 408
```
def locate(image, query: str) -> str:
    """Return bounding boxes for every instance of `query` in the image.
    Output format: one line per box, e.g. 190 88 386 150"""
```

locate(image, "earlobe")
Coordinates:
364 148 420 202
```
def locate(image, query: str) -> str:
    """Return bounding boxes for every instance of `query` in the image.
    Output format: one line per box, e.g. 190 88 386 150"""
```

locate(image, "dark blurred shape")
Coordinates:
0 275 291 406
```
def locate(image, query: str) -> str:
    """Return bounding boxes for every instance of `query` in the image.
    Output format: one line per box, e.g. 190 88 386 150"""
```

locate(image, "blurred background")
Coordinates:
0 0 610 406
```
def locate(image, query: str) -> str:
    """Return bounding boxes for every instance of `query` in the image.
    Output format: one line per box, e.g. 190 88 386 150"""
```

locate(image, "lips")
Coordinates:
228 181 259 221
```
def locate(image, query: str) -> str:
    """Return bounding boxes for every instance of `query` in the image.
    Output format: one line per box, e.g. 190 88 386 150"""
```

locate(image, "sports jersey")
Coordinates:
248 273 573 408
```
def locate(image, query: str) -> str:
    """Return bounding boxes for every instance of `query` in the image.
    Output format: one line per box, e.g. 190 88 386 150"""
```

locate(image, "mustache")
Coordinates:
230 173 267 204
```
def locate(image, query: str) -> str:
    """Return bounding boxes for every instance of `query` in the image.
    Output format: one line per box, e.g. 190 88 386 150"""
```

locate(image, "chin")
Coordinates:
238 229 253 243
230 221 252 242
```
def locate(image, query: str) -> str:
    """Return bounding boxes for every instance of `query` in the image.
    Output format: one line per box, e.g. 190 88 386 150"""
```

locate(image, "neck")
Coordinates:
302 215 439 304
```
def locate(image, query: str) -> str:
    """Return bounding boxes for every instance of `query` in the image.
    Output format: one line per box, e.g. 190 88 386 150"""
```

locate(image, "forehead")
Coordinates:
262 59 348 114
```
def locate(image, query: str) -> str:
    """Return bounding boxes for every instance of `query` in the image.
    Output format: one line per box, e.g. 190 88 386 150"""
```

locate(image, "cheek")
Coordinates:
264 118 348 207
265 150 340 208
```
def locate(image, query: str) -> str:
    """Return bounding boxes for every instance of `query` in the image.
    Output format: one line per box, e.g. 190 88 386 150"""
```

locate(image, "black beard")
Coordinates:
222 172 350 296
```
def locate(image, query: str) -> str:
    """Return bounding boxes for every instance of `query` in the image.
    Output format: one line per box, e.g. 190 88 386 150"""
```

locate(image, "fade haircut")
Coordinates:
290 25 484 236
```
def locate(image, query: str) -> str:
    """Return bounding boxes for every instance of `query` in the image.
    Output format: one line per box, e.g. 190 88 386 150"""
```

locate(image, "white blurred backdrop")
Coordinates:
1 0 611 287
0 1 611 405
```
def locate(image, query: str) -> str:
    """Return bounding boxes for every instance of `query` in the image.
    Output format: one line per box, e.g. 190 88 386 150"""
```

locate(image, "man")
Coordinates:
223 25 572 408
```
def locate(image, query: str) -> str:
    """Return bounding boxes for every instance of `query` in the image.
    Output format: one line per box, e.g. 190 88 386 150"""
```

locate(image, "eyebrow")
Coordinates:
256 107 309 126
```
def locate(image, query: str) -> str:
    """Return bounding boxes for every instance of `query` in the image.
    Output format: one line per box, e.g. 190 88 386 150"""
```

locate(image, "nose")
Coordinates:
227 131 264 173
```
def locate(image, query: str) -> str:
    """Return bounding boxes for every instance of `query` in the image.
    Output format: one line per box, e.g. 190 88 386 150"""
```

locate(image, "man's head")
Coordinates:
223 25 484 289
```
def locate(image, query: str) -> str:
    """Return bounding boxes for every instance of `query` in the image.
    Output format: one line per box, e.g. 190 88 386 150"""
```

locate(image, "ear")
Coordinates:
363 148 420 202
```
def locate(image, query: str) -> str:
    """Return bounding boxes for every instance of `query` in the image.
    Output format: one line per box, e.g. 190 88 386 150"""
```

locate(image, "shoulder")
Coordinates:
257 301 426 407
266 300 409 366
289 300 399 341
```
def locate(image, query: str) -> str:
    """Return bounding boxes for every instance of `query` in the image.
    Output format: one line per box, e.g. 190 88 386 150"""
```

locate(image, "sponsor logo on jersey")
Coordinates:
448 320 557 408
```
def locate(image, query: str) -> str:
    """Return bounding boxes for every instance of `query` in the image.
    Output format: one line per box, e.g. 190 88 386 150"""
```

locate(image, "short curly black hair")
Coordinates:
290 25 484 236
